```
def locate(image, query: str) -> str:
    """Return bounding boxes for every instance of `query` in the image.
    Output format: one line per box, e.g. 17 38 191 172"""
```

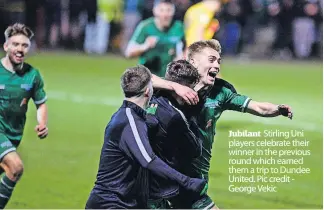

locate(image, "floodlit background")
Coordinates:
0 0 323 209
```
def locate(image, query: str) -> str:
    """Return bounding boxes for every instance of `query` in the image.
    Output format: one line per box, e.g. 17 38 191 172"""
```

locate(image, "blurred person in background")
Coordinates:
83 0 98 53
173 0 192 21
0 0 25 46
67 0 85 49
91 0 123 54
184 0 223 78
218 0 252 55
183 0 222 48
0 0 25 26
120 0 143 53
292 0 322 59
125 0 185 77
44 0 61 48
0 0 6 45
272 0 294 59
319 0 323 58
243 0 280 58
24 0 43 50
141 0 156 20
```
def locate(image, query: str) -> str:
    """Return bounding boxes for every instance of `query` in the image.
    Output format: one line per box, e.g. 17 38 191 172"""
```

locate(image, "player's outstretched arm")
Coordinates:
35 103 49 138
151 74 199 105
121 109 206 195
246 101 293 119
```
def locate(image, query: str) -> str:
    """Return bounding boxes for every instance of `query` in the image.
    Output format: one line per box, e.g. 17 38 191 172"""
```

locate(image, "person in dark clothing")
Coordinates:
146 60 202 208
43 0 61 48
292 0 322 58
85 65 207 209
83 0 97 53
272 0 294 58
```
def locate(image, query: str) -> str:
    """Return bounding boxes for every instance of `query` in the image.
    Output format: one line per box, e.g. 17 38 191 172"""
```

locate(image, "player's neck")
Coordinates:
1 56 22 73
194 82 209 91
154 18 166 31
125 97 147 110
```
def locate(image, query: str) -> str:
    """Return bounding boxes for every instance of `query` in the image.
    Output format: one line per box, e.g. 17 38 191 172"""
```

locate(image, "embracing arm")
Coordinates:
152 74 199 105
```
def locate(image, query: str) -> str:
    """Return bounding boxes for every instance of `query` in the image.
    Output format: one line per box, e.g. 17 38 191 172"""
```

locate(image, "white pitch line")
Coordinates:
47 90 122 107
46 90 322 133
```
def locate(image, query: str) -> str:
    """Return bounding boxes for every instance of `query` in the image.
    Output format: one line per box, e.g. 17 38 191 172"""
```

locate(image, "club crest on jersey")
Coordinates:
147 104 158 115
0 141 12 148
204 101 220 108
206 119 212 129
21 84 32 91
20 98 28 107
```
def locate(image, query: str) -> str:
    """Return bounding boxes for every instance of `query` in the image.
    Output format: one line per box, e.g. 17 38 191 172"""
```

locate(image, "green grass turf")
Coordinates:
4 52 323 209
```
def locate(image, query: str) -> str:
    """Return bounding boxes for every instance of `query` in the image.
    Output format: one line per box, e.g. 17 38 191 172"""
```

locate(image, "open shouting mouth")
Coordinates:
207 69 219 81
13 52 24 63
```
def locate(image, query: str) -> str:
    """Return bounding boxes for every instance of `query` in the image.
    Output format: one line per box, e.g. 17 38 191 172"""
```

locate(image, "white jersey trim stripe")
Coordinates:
34 96 47 105
125 108 152 163
203 201 215 210
242 97 251 112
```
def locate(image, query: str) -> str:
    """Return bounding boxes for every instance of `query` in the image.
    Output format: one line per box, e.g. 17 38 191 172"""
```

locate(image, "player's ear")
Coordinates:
153 5 158 16
3 41 8 52
144 87 150 97
189 58 197 68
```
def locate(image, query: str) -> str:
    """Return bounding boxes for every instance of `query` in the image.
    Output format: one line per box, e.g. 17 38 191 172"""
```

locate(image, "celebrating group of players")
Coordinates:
0 0 293 209
86 0 293 209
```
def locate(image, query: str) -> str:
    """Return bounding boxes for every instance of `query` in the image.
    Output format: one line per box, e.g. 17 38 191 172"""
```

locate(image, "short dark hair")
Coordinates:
165 60 200 87
121 65 152 98
4 23 34 41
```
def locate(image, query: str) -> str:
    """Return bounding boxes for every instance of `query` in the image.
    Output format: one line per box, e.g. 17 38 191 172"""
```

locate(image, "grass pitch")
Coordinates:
5 52 322 209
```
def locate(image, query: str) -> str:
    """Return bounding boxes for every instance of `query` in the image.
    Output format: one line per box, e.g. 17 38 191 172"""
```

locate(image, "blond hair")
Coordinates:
187 39 221 60
4 23 34 41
